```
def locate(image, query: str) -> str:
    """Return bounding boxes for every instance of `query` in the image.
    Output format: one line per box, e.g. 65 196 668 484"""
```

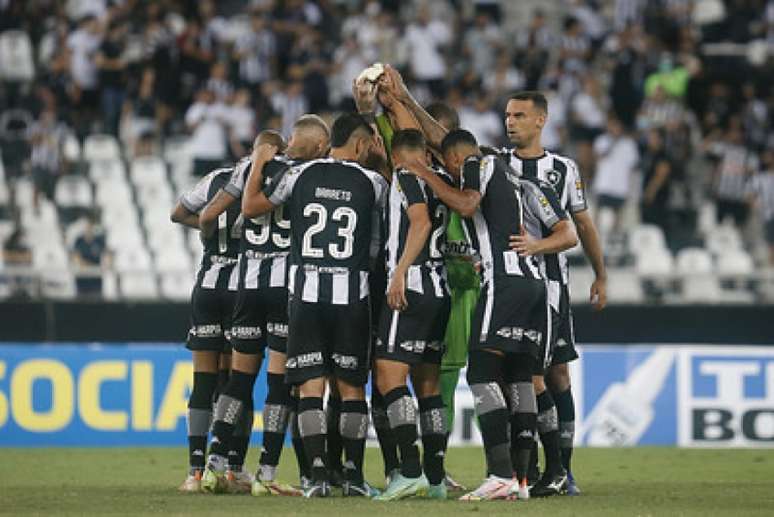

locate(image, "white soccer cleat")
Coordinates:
458 475 516 501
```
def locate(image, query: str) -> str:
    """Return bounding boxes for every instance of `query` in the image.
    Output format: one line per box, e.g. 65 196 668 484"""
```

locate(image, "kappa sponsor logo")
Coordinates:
286 352 323 370
189 324 222 338
230 326 262 339
495 326 542 343
400 340 427 354
267 323 288 338
332 353 358 370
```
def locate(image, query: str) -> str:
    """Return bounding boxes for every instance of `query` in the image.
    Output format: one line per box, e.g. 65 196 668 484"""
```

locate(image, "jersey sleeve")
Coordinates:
523 180 567 229
396 170 427 207
179 173 213 214
223 158 251 198
461 155 495 196
564 158 588 213
263 162 295 205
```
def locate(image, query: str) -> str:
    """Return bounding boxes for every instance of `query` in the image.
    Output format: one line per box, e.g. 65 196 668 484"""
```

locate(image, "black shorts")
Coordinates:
229 286 288 355
551 284 579 366
534 305 560 375
286 296 372 386
186 286 237 352
469 277 546 361
375 291 450 366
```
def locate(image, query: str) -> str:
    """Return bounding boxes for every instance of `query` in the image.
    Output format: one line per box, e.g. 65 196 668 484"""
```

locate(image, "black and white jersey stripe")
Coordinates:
503 148 587 285
461 154 543 283
179 167 242 290
384 167 452 298
265 157 388 305
224 154 302 290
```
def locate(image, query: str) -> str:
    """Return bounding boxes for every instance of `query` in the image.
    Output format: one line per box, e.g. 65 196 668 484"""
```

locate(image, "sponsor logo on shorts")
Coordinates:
230 326 262 339
496 326 542 343
332 353 358 370
286 352 323 370
189 324 222 338
267 323 288 338
556 338 568 347
375 338 385 348
400 340 427 354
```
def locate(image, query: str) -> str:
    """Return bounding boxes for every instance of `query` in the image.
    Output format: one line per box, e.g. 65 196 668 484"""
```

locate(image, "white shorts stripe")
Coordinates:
407 265 423 294
227 263 240 291
387 309 399 353
429 267 444 298
302 269 319 303
201 263 222 289
245 258 261 289
269 255 286 288
288 264 298 295
480 282 494 342
359 271 369 300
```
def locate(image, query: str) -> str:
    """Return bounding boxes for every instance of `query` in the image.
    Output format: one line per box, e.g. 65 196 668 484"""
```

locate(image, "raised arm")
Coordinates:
199 189 238 237
242 143 279 218
400 156 480 218
170 201 200 229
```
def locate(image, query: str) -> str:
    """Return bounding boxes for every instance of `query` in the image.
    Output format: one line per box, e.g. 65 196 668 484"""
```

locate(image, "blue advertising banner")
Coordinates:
1 344 772 447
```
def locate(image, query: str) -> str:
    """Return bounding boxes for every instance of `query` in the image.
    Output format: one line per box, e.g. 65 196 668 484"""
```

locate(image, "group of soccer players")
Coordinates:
170 64 607 502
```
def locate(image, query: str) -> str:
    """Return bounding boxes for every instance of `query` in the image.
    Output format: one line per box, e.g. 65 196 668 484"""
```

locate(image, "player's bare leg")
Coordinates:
546 362 579 495
180 350 220 493
252 349 302 496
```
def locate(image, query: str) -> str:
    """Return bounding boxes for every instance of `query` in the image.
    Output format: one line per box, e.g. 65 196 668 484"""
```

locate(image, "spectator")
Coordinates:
751 149 774 265
122 68 159 152
66 15 103 135
592 115 640 229
482 50 525 98
571 74 607 181
559 16 591 72
640 128 673 232
3 224 32 267
463 12 502 80
331 34 369 109
185 89 229 176
637 85 686 131
28 109 68 211
71 218 107 296
226 89 256 160
708 125 758 227
459 93 502 148
95 20 128 135
270 75 309 139
206 62 234 102
402 4 451 99
233 10 276 89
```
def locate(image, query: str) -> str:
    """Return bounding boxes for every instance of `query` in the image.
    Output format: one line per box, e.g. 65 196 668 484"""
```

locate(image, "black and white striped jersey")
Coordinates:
461 154 563 285
180 167 242 290
264 157 389 305
224 154 303 290
502 148 587 284
384 166 453 298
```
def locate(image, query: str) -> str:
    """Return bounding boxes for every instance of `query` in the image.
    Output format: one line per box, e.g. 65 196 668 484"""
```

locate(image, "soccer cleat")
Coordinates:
225 470 253 494
529 470 568 498
373 473 428 501
201 467 227 494
458 475 516 501
566 471 581 496
300 475 313 492
329 469 346 488
443 473 466 492
342 479 380 498
178 470 203 493
303 481 332 498
426 483 448 500
385 468 400 486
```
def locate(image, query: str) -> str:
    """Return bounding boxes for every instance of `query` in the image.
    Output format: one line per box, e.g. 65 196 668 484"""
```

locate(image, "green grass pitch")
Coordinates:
2 447 773 516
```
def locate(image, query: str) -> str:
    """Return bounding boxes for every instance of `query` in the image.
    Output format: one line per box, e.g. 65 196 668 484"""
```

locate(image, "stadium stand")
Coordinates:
0 0 772 303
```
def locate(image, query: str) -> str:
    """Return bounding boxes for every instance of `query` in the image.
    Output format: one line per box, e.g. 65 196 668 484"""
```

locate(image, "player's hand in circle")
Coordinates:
251 142 278 164
387 271 408 312
590 276 607 311
352 78 378 113
379 65 410 103
395 155 430 180
509 225 540 256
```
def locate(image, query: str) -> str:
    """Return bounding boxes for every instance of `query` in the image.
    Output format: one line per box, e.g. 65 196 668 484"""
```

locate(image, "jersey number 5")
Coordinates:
302 203 357 259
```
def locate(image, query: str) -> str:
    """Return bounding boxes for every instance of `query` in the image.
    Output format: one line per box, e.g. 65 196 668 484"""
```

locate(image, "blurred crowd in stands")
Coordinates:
1 0 774 295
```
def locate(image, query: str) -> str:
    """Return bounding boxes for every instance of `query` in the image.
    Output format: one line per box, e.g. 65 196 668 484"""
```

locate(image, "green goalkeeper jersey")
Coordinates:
442 211 480 370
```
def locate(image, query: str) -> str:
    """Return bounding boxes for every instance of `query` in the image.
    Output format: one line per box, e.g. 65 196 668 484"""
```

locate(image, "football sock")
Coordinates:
554 387 575 472
384 386 422 478
188 372 217 472
536 390 563 475
258 373 292 471
209 370 257 459
371 389 400 476
418 395 448 485
340 399 369 484
298 397 328 482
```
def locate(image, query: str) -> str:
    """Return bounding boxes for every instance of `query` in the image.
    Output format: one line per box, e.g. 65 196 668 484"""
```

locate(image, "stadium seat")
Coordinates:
568 267 595 302
119 271 159 299
32 243 69 271
40 270 77 299
635 249 674 276
160 270 194 300
163 136 191 167
135 181 174 210
102 271 119 300
705 225 742 256
83 134 121 162
146 225 185 254
0 30 35 82
717 250 754 276
697 201 717 236
106 224 145 252
628 224 667 257
0 178 9 206
114 247 152 273
154 248 192 273
13 178 35 207
606 270 645 303
100 203 140 231
63 133 81 162
89 159 126 185
96 179 134 207
54 175 93 209
130 156 168 187
676 247 714 274
681 276 722 303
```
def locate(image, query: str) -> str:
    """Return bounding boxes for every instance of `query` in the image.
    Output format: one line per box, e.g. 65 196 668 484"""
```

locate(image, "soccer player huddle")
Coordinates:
170 64 607 502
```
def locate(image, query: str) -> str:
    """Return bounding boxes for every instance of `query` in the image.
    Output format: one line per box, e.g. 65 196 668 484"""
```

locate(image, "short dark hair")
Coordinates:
255 129 286 153
441 129 478 154
330 113 374 148
391 129 426 152
508 91 548 113
425 102 460 130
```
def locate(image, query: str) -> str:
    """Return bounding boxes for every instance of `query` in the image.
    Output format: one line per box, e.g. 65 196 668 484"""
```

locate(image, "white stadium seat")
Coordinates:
96 179 134 207
717 250 754 276
154 248 192 273
54 175 93 209
114 247 153 273
606 270 645 303
682 276 722 303
676 248 714 274
33 243 69 271
628 224 667 257
147 225 185 254
160 270 194 301
0 30 35 82
636 249 674 276
119 272 159 299
705 225 742 256
130 156 168 187
89 159 126 184
106 224 145 252
100 203 140 231
41 270 77 299
136 181 174 209
63 132 81 162
568 267 594 303
84 134 121 162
